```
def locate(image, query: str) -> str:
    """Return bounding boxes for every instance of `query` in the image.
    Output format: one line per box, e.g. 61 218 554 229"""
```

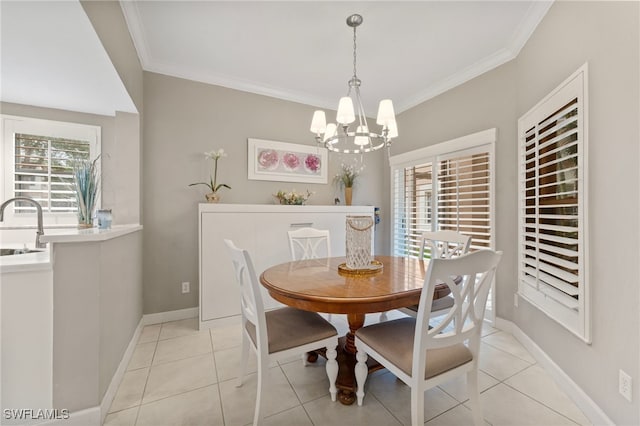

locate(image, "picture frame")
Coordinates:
247 138 328 184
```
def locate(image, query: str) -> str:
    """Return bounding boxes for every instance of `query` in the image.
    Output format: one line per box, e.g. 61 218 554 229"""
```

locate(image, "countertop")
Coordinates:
1 224 142 273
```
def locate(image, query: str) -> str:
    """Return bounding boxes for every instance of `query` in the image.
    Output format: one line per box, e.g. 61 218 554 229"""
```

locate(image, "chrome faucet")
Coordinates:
0 197 46 248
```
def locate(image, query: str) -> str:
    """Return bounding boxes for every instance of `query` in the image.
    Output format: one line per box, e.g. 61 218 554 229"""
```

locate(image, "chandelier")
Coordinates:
310 14 397 154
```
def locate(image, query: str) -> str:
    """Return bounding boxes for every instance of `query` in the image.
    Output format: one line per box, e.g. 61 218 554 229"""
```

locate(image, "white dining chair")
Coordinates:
399 230 472 319
224 239 339 425
287 227 331 260
355 250 502 426
288 227 333 321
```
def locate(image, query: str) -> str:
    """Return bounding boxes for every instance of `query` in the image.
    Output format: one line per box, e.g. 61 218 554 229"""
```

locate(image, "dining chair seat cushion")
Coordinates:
246 307 338 354
357 317 472 379
404 295 455 314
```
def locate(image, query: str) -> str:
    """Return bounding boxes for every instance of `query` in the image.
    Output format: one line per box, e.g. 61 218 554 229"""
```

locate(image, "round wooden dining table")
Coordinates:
259 255 449 405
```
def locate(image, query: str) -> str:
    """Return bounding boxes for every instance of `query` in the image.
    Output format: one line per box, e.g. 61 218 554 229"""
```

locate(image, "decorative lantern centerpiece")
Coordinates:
345 215 374 269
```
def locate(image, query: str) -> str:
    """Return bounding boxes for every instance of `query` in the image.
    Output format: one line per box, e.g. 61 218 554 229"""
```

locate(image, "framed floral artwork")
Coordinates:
247 138 328 184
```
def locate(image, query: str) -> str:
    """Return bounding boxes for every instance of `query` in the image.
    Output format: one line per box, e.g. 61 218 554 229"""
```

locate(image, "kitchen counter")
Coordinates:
41 224 142 243
0 224 142 273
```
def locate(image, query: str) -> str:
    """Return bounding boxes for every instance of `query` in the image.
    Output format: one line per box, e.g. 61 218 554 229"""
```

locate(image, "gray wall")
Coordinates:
80 1 143 113
514 2 639 424
396 2 639 424
52 231 143 411
396 60 518 320
81 0 143 225
142 71 387 314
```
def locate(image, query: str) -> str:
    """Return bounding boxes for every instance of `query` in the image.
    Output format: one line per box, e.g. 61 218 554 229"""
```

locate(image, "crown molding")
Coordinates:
507 1 554 57
120 1 152 69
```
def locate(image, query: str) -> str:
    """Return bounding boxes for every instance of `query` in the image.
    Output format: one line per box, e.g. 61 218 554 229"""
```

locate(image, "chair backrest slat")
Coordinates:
288 227 331 260
419 230 471 259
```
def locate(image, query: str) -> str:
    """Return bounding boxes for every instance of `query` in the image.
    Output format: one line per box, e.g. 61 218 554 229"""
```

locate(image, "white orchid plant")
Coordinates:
189 148 231 194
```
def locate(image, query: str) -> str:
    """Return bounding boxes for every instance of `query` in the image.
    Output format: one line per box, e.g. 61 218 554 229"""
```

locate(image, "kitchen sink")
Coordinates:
0 248 44 256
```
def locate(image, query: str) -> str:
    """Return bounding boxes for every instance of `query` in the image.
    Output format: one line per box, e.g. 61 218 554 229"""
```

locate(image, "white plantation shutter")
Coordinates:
391 132 494 259
392 162 433 257
517 64 589 342
14 133 90 213
436 149 491 251
390 129 496 321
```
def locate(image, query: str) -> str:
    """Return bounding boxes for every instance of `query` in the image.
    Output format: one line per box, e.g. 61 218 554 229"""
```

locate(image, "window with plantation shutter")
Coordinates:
390 129 496 317
437 149 491 251
14 134 90 213
2 115 100 226
517 64 589 342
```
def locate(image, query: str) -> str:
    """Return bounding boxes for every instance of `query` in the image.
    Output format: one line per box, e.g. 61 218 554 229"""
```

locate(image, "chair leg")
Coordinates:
354 348 368 406
253 353 269 426
467 368 483 426
410 388 424 426
325 341 338 402
237 331 250 387
379 311 388 322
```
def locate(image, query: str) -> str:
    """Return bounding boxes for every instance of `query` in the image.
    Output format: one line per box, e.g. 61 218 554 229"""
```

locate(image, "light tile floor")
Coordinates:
104 312 592 426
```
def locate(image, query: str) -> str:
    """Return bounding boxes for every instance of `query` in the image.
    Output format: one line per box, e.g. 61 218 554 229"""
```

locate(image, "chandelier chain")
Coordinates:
352 26 357 78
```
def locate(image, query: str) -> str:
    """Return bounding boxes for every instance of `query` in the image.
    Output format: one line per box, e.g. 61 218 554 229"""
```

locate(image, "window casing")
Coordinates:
517 64 590 343
390 129 496 318
1 115 101 226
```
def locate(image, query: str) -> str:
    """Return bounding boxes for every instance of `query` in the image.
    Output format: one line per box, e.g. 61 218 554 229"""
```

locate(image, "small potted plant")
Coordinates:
190 148 231 202
334 163 360 205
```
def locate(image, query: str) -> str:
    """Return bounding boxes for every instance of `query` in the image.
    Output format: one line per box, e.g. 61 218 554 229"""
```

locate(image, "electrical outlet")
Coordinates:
514 293 519 308
619 369 632 402
181 282 190 294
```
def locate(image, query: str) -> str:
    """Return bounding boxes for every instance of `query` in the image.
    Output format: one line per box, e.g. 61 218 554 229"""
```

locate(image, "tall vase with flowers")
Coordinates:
190 148 231 202
72 156 100 228
334 163 360 205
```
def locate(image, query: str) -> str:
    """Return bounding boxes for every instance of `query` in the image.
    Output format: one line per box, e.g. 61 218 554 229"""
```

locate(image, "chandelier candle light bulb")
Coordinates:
310 14 397 155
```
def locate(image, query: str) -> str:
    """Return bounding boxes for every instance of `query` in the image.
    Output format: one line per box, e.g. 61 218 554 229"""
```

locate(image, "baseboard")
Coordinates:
142 307 198 325
495 317 614 426
99 318 144 424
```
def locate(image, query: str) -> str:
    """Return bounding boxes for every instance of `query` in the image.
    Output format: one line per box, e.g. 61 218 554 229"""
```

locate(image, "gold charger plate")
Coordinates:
338 260 384 276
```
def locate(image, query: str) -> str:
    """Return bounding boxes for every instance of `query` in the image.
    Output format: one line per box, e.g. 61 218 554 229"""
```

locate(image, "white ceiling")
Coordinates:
0 1 552 118
121 1 552 116
0 0 136 116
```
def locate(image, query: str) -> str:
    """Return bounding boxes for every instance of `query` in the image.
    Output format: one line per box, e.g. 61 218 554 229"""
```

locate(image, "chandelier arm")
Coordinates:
353 87 368 129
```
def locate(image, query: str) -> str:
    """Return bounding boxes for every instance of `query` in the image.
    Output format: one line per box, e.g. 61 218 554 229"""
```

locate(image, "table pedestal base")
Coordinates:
309 313 382 405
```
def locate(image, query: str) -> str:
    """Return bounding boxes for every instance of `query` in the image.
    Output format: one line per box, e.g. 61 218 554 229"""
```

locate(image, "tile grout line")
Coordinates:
500 379 584 426
481 339 536 364
131 324 160 425
209 328 228 426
